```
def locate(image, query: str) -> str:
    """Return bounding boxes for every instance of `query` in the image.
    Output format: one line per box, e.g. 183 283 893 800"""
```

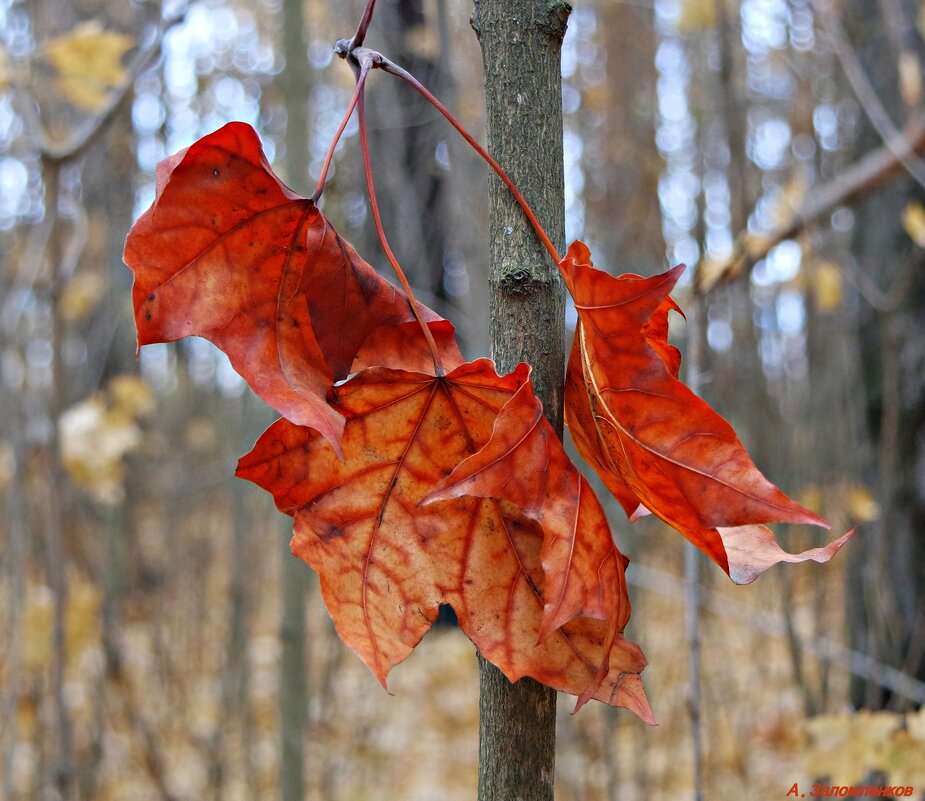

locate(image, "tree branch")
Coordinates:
628 561 925 705
700 110 925 291
17 10 186 165
812 0 925 190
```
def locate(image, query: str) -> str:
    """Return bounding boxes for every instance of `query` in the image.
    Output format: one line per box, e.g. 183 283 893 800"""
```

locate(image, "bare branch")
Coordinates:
629 562 925 705
812 0 925 189
18 10 187 166
701 110 925 291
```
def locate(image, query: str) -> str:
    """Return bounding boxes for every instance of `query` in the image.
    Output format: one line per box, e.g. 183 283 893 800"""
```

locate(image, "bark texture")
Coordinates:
472 2 570 799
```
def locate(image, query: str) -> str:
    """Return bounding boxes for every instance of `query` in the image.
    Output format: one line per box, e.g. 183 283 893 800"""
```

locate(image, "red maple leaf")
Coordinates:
237 360 651 718
561 241 853 583
123 122 445 451
425 379 646 711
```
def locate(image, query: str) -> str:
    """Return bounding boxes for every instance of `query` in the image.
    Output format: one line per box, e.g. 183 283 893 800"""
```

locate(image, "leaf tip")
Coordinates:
722 524 856 585
615 674 656 724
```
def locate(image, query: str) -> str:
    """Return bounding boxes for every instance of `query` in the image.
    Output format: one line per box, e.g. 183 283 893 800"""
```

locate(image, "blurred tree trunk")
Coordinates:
842 0 925 708
472 1 569 799
279 0 311 797
585 0 662 271
83 106 138 800
366 0 457 320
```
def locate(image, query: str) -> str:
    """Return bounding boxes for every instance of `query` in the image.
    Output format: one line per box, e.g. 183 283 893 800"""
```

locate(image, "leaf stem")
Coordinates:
310 62 371 202
378 56 562 266
350 0 378 49
357 85 446 376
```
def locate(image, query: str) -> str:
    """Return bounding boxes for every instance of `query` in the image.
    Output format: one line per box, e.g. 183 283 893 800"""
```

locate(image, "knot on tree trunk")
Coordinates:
494 267 552 295
538 1 572 42
470 0 572 42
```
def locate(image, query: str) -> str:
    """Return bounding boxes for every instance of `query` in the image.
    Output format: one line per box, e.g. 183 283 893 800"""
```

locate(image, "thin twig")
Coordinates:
684 542 704 800
812 0 925 190
701 110 925 290
41 157 76 801
833 249 921 313
896 594 925 708
628 562 925 705
683 269 706 801
376 56 562 265
328 34 561 269
349 0 378 50
310 65 371 201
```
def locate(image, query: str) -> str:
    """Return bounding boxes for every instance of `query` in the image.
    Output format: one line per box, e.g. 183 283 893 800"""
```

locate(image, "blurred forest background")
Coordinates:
1 0 925 799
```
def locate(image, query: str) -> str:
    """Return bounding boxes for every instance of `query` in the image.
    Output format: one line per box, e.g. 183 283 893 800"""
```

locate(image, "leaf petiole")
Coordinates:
327 10 561 268
310 58 372 202
376 55 562 266
349 0 378 50
356 77 446 376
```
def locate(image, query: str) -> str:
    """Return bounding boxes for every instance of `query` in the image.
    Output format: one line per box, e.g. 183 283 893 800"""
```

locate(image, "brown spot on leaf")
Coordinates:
319 523 345 542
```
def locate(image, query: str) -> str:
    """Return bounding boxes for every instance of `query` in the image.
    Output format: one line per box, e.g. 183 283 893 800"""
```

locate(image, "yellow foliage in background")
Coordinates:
901 201 925 248
18 577 100 673
45 21 134 113
804 709 925 786
0 439 14 491
60 272 107 322
184 417 218 451
769 175 808 230
0 45 10 91
845 483 880 524
898 50 923 108
798 484 824 518
677 0 716 33
59 374 153 504
797 481 880 527
108 373 156 418
809 259 845 313
20 584 53 672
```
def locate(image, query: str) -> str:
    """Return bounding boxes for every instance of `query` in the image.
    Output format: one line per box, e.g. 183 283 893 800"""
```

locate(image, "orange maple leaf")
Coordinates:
560 241 853 583
123 122 445 451
425 379 647 711
237 360 651 718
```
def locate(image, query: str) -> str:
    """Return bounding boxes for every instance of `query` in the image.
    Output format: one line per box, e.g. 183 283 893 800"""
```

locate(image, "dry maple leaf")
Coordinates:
237 359 651 718
123 122 444 450
424 379 647 711
561 241 852 583
352 319 463 374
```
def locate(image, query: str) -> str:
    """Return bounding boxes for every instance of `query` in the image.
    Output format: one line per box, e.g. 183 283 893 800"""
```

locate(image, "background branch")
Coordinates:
701 110 925 290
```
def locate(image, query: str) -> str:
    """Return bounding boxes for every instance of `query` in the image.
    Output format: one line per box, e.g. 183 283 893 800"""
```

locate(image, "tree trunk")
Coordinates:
367 0 456 314
472 2 570 799
841 0 925 709
278 0 311 797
